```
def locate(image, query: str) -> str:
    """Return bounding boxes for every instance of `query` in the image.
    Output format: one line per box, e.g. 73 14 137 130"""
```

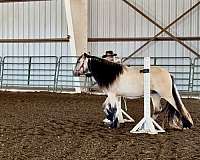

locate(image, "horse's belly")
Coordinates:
112 77 144 98
117 85 143 97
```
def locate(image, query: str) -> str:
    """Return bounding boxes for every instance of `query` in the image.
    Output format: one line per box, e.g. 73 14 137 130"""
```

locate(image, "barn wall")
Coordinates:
0 0 71 89
0 0 199 58
88 0 200 59
0 0 69 57
0 0 199 91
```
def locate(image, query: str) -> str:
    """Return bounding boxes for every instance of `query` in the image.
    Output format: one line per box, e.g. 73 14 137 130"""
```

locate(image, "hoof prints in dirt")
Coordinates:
0 91 199 160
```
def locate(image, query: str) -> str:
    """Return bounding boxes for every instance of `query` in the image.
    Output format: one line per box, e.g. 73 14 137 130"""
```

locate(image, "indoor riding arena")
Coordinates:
0 0 200 160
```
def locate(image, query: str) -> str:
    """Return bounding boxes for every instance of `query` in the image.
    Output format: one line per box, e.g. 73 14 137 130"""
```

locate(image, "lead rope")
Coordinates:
123 97 128 111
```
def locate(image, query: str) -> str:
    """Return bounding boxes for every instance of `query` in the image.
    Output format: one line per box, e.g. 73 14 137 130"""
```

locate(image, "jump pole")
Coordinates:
130 57 165 134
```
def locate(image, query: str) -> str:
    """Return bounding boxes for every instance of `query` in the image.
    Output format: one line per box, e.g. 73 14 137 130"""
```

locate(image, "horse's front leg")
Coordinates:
102 97 111 124
102 96 119 128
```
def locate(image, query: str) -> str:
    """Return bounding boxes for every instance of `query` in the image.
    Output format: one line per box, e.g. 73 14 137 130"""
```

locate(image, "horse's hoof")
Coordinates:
103 118 111 123
103 119 112 127
110 118 119 128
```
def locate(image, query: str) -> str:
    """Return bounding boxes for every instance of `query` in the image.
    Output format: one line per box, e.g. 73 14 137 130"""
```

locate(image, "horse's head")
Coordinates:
73 53 90 76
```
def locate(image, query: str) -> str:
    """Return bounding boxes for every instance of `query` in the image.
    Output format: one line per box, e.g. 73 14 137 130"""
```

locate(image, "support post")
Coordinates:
130 57 165 134
64 0 88 93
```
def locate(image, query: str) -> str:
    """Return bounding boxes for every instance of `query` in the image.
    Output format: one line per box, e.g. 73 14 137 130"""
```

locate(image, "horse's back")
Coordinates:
124 66 172 97
108 66 172 98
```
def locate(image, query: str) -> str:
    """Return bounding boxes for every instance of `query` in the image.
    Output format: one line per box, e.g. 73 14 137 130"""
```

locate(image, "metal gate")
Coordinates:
192 58 200 93
1 56 58 90
122 57 192 92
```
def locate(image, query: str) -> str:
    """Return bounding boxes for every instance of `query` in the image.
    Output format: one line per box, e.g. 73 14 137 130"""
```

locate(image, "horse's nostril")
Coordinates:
73 70 81 76
73 71 78 76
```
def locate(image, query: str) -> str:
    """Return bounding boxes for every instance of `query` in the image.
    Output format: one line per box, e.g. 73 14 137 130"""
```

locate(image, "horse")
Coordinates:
73 53 194 129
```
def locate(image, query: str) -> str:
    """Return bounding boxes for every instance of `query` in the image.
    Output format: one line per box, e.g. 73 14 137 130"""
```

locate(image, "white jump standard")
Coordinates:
117 96 134 123
130 57 165 134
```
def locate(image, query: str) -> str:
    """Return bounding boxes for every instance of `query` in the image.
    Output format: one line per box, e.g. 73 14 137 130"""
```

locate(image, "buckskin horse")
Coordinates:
74 53 193 129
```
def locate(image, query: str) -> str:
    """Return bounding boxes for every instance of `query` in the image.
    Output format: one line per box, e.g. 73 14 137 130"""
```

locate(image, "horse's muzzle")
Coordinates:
73 70 80 76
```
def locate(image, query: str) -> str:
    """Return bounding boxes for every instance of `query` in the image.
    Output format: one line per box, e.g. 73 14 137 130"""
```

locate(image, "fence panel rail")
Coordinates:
56 56 82 91
1 56 58 90
0 56 197 94
122 57 192 92
1 56 30 88
192 58 200 93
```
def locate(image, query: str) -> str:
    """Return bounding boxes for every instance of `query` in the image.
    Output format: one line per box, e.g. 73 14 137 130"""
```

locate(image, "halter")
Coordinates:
75 56 87 74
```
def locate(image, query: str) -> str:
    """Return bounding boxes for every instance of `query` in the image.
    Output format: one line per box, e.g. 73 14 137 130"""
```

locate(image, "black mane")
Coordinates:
88 56 123 89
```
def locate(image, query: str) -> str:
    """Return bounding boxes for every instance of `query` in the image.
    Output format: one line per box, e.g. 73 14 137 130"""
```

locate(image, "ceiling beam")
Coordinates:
0 37 69 43
88 37 200 42
0 0 51 3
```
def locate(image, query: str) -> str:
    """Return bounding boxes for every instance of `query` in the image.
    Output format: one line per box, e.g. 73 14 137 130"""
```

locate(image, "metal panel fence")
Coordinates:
192 58 200 93
122 57 192 92
29 56 58 89
56 56 79 91
1 56 30 88
56 56 93 91
1 56 58 90
0 56 199 93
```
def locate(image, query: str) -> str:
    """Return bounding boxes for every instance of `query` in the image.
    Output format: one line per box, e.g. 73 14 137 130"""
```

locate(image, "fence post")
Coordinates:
53 57 58 92
0 57 5 88
28 57 32 86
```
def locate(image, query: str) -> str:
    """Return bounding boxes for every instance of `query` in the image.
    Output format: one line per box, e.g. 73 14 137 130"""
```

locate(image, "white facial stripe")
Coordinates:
74 54 89 75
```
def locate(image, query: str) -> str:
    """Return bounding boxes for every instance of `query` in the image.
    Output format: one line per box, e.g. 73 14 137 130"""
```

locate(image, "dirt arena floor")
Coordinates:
0 91 200 160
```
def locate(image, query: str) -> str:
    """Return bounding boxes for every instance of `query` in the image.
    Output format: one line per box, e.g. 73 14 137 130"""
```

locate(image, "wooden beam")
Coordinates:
0 0 51 3
0 37 69 43
1 36 200 43
88 37 200 42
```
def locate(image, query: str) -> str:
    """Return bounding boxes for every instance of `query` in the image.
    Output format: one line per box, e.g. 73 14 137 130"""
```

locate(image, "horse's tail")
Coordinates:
165 75 193 129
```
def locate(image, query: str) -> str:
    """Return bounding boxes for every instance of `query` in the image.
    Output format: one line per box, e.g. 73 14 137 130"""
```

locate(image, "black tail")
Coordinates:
165 75 193 129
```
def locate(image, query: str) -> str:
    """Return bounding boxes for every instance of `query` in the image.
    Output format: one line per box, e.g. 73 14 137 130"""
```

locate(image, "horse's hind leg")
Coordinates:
164 97 183 130
151 93 162 120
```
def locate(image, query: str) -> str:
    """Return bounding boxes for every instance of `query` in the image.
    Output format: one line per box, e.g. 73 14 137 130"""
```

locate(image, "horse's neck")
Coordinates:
88 57 123 88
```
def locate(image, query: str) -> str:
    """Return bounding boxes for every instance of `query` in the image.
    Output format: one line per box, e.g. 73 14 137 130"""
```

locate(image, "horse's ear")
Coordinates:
84 53 90 58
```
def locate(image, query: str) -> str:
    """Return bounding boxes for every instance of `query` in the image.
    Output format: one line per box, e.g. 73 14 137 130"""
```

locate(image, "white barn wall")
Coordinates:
0 0 69 57
0 0 70 88
1 0 198 58
88 0 200 59
0 0 199 90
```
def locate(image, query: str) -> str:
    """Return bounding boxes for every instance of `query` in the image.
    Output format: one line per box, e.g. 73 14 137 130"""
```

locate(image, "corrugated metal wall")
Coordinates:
88 0 200 59
0 0 70 89
0 0 199 58
0 0 199 91
0 0 69 57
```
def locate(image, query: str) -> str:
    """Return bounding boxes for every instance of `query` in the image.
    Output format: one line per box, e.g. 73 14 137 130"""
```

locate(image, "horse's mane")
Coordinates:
88 56 123 89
